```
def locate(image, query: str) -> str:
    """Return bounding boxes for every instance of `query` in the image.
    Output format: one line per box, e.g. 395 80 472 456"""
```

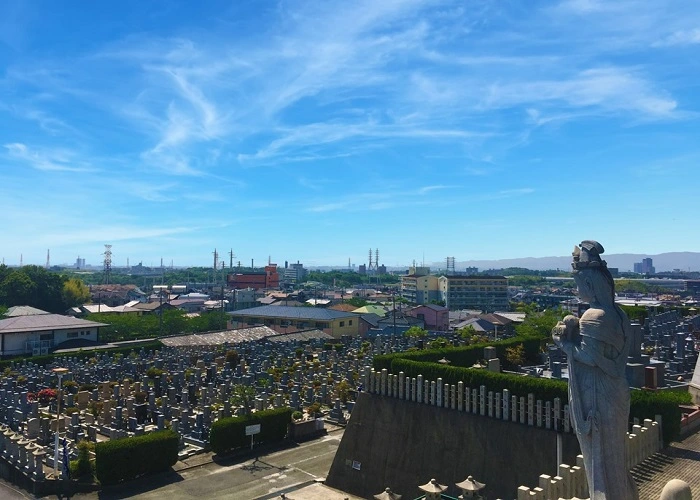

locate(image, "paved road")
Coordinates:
74 430 343 500
0 479 33 499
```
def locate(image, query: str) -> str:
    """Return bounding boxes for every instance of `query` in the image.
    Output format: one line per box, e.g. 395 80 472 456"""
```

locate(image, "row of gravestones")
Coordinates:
547 311 700 388
0 333 424 474
0 331 484 480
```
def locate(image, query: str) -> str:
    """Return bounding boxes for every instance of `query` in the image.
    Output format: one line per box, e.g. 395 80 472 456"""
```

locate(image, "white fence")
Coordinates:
363 367 574 432
362 367 664 500
516 418 662 499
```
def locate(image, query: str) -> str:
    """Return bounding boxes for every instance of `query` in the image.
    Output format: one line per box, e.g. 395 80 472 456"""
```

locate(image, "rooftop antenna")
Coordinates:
46 249 50 269
103 244 112 284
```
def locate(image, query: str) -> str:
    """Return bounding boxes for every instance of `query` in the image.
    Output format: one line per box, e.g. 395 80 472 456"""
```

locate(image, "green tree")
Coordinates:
404 326 428 338
505 344 525 366
0 271 37 307
62 278 91 307
230 384 257 415
334 380 351 403
456 324 477 339
162 309 188 336
346 297 368 308
515 308 565 338
428 337 449 349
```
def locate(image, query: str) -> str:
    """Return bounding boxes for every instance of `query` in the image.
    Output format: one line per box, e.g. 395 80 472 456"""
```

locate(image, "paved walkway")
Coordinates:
633 431 700 499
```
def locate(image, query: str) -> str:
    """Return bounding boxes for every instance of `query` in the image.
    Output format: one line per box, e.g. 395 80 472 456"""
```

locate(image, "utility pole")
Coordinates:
392 291 397 338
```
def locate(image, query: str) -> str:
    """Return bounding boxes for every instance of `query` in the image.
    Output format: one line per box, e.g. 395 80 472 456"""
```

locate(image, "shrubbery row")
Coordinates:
95 429 178 485
209 407 292 455
381 357 689 444
372 335 544 372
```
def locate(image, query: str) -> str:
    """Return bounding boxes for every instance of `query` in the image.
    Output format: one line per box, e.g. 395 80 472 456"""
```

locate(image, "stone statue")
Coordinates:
552 241 638 500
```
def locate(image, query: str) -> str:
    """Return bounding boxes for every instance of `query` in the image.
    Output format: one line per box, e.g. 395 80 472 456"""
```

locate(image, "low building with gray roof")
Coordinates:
228 305 361 338
0 311 108 356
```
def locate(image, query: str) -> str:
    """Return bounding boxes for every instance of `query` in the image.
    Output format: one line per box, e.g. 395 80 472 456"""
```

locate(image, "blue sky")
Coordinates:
1 0 700 268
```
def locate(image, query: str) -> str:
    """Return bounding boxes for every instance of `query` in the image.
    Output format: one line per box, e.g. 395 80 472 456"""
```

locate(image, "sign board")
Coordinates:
245 424 261 436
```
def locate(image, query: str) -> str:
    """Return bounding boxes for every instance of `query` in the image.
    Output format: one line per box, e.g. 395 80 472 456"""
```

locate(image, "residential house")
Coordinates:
0 307 107 356
405 304 449 331
89 284 147 306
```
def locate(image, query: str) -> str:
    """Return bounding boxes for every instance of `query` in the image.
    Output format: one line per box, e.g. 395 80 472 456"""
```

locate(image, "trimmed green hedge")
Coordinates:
209 407 292 455
95 429 178 485
630 389 690 445
373 335 544 373
383 358 689 444
393 358 568 402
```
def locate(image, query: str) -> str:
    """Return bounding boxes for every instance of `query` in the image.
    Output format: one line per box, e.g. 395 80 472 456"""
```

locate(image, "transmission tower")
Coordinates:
229 249 236 269
446 256 455 275
103 244 113 284
45 249 50 269
20 254 23 267
375 248 379 268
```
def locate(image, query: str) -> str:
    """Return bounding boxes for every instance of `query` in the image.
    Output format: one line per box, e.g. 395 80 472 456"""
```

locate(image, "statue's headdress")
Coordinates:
572 240 607 270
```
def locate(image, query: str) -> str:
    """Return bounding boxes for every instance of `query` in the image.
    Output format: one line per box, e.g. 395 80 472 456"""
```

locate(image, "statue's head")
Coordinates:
572 240 615 305
572 240 606 271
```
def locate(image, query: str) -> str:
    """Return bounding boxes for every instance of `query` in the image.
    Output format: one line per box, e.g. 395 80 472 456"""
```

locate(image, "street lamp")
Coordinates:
52 367 69 479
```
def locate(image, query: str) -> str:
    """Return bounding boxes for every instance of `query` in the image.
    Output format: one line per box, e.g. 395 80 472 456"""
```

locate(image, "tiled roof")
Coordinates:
0 314 109 334
229 305 358 320
411 304 448 312
5 306 50 317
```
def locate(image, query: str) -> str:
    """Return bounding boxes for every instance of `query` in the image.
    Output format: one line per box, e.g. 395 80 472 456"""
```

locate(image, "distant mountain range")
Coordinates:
438 252 700 273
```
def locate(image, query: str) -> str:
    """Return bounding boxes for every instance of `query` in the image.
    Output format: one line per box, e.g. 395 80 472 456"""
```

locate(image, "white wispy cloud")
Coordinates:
418 185 449 194
481 68 678 119
3 143 95 172
652 29 700 47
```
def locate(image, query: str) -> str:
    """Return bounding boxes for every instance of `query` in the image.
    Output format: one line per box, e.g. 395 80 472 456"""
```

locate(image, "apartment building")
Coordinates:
438 275 509 312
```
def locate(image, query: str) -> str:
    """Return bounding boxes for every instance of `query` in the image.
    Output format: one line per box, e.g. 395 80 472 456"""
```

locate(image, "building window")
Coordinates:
67 332 78 338
339 321 345 327
40 333 54 341
349 320 353 326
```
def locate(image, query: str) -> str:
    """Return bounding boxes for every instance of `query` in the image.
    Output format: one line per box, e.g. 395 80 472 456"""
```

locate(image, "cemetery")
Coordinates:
0 297 695 498
0 327 382 494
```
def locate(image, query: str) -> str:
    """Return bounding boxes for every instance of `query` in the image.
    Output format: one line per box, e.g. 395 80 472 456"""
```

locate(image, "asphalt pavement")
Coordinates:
62 428 345 500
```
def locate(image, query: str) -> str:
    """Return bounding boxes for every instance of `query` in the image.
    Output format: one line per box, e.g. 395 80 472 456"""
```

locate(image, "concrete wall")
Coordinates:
325 392 580 500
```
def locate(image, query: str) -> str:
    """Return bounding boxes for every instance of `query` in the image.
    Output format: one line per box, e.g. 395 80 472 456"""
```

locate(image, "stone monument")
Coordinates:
552 241 638 500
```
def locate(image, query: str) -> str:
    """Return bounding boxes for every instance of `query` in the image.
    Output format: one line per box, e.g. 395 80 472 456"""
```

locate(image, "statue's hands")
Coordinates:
552 315 580 345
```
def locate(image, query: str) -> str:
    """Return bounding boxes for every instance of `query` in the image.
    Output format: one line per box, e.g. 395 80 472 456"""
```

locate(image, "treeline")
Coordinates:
0 265 90 314
87 309 228 342
65 266 221 287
